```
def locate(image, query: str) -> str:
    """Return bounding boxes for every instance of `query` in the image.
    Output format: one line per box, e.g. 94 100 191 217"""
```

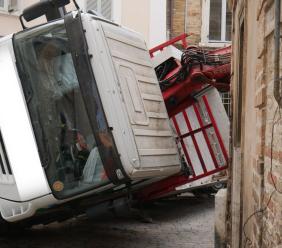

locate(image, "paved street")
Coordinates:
0 195 214 248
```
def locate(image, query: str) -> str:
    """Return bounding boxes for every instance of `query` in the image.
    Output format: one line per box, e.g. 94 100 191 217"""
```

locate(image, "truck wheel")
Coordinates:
211 182 226 192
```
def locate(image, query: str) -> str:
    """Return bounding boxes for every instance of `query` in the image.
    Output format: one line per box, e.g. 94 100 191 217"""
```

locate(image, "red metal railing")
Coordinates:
149 33 191 57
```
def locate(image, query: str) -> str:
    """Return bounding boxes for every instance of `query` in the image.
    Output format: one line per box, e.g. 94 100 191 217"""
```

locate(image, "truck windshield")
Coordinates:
13 21 109 198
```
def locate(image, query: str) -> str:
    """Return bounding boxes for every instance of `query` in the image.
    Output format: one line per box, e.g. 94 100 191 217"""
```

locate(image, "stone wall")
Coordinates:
228 0 282 247
260 2 282 245
252 1 282 247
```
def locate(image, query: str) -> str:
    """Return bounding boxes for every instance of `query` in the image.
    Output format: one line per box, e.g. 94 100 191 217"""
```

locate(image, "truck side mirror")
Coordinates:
19 0 74 29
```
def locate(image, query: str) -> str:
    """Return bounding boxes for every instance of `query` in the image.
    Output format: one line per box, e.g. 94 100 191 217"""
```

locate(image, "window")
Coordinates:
86 0 112 20
201 0 232 45
14 21 111 199
0 0 18 13
220 92 231 118
0 0 8 12
9 0 17 12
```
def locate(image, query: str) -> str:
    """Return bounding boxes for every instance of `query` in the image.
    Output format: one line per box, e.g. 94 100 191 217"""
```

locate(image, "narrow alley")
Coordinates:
0 196 214 248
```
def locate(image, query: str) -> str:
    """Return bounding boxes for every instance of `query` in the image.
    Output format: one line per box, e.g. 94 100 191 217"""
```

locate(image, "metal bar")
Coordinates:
182 110 208 174
180 123 213 139
141 165 228 201
172 116 196 177
202 96 229 163
0 152 5 175
0 130 12 175
193 103 220 169
149 33 189 57
181 166 227 184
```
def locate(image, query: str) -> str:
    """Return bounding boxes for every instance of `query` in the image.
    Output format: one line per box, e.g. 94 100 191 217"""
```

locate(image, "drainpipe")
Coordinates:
274 0 282 107
168 0 173 39
184 0 188 34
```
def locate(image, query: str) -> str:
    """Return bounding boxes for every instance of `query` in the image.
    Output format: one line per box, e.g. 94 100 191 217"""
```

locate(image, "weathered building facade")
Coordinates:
0 0 76 36
0 0 39 36
227 0 282 247
0 0 167 48
167 0 232 47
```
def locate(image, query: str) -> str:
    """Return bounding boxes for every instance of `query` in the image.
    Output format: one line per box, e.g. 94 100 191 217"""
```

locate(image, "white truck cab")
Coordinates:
0 9 180 224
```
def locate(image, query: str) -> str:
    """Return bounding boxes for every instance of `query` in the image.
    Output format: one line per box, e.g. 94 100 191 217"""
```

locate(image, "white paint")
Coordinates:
82 0 166 49
151 45 182 67
112 0 122 23
76 0 86 12
83 15 180 178
0 38 51 202
149 0 167 48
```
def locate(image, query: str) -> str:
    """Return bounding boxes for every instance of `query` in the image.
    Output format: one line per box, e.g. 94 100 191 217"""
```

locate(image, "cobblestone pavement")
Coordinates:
0 195 214 248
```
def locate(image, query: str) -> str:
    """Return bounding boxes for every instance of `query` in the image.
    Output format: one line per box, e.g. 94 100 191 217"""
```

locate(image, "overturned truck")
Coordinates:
0 0 230 228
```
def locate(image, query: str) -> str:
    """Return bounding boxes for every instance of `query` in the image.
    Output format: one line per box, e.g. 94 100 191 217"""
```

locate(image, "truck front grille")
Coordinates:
0 130 13 176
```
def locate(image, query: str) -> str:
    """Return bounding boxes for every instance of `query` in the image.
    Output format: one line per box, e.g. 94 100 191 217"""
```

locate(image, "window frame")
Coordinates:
201 0 231 47
0 0 20 16
0 0 9 13
84 0 113 20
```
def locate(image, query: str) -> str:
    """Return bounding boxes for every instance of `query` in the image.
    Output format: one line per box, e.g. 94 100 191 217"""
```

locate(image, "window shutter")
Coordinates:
101 0 112 20
86 0 98 12
0 0 8 11
0 0 17 12
86 0 112 20
9 0 18 12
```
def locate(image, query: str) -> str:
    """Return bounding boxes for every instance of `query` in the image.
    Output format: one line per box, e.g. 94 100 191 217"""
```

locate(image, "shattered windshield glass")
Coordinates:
13 21 109 198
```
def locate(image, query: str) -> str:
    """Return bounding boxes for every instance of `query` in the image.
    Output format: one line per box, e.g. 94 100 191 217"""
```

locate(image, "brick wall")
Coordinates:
185 0 202 45
253 1 282 247
169 0 202 45
228 0 282 247
252 1 268 247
